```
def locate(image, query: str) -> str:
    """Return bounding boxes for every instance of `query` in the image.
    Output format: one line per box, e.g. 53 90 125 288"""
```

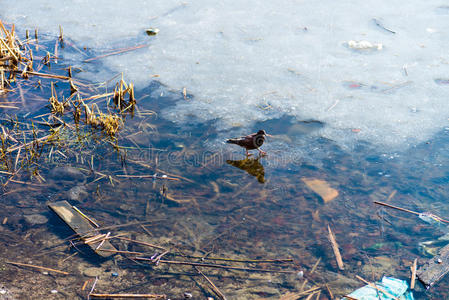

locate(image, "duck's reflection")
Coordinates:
226 157 265 183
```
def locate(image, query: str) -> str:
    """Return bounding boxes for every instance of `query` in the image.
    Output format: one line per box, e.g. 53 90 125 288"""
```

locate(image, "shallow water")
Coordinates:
0 7 449 300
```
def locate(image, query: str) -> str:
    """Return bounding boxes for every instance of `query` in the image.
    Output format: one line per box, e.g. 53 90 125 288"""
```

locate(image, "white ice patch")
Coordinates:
2 0 449 150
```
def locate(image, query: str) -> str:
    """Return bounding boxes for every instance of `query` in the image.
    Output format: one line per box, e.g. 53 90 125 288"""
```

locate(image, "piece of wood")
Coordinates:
302 178 338 203
411 258 417 289
48 200 116 258
374 201 449 224
328 225 344 270
417 243 449 288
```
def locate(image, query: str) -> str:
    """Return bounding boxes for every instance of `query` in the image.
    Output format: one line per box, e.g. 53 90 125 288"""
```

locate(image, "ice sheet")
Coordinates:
2 0 449 150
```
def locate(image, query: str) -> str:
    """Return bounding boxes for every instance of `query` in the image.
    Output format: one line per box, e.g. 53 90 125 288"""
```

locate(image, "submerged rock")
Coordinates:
83 267 103 277
50 166 85 182
24 214 48 226
67 185 88 202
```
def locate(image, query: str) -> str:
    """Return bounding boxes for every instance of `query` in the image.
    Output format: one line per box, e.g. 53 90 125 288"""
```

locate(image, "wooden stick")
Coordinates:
6 261 69 275
176 247 227 300
192 262 227 300
374 201 449 224
89 293 166 299
328 225 344 270
373 201 420 216
355 275 399 300
135 258 299 274
95 232 111 250
73 205 100 228
84 234 106 244
299 286 321 297
410 258 417 289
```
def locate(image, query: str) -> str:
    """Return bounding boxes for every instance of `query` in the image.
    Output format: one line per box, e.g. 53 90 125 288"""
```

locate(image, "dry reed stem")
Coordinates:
410 258 417 289
6 261 69 275
328 225 344 270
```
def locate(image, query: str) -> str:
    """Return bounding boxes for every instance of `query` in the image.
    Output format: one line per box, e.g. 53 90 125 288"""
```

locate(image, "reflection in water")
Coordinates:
226 157 265 183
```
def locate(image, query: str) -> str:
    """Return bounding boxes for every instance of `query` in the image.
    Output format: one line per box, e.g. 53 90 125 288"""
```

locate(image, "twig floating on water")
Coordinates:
373 18 396 34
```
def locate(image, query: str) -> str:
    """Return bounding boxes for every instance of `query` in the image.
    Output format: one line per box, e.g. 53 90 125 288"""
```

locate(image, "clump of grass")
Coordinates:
82 102 123 138
0 21 146 187
113 74 136 112
49 82 67 115
0 20 33 93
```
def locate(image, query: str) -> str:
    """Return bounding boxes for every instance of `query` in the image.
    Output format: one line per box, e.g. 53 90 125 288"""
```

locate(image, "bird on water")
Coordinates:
226 130 270 156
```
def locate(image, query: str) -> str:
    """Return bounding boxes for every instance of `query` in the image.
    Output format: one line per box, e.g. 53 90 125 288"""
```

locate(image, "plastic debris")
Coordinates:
343 276 414 300
419 212 448 232
346 40 383 51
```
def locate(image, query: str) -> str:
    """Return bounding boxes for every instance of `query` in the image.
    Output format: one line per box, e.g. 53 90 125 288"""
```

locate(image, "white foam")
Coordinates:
2 0 449 150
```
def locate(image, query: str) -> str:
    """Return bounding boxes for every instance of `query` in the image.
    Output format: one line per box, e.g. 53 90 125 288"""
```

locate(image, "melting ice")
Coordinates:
2 0 449 151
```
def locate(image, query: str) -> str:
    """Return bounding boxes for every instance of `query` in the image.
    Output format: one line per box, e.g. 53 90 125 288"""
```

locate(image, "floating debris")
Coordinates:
372 18 396 34
417 243 449 288
434 78 449 85
145 28 160 36
48 200 117 258
346 40 383 51
344 276 414 300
